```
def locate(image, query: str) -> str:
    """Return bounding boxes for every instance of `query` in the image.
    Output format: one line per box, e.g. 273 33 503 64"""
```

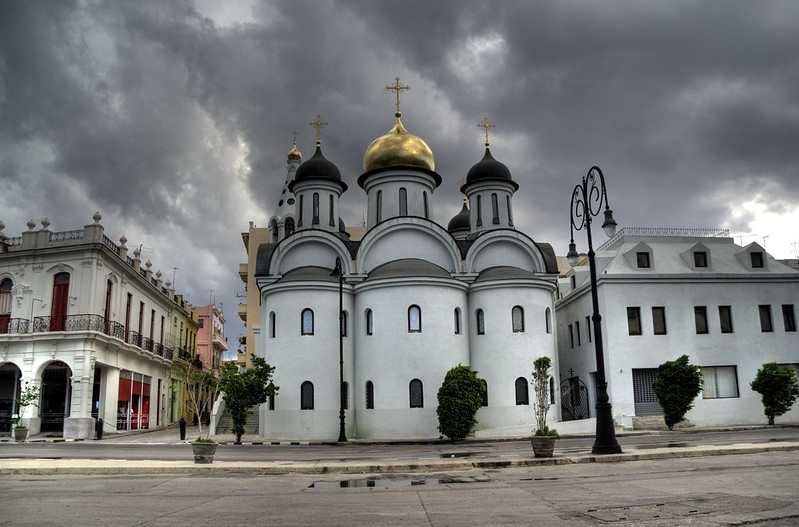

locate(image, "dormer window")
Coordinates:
750 252 764 268
636 252 651 268
693 251 708 268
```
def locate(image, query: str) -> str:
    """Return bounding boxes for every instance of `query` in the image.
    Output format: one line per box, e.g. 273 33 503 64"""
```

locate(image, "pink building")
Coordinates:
194 304 227 373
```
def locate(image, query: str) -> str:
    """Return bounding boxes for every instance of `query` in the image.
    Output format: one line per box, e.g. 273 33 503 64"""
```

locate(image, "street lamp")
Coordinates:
330 257 347 442
567 165 622 455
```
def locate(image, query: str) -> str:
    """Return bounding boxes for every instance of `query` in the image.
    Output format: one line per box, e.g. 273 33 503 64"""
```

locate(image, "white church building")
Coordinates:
254 96 560 440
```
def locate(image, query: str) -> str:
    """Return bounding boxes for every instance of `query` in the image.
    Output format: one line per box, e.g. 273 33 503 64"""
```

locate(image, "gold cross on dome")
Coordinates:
478 117 495 147
386 76 410 114
291 130 298 145
309 115 328 145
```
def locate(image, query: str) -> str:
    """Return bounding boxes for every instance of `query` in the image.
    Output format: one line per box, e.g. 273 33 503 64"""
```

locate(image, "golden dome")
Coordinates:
363 113 435 172
287 141 302 161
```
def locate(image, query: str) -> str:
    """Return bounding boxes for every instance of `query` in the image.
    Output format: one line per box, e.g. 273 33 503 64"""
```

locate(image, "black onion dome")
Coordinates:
294 145 342 183
464 147 518 190
447 201 471 232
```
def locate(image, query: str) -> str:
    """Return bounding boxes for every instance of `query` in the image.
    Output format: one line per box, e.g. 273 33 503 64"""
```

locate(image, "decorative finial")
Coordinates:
145 259 152 269
133 247 141 258
41 217 50 230
291 130 298 145
165 279 172 288
119 235 127 247
386 76 410 116
309 115 328 146
156 270 162 279
93 211 102 223
27 219 36 231
478 117 495 147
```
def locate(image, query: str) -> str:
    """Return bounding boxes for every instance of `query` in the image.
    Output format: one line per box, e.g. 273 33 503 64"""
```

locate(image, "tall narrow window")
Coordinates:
506 196 513 226
268 394 275 410
694 306 708 334
103 279 112 324
149 309 155 342
515 377 529 405
586 315 592 342
575 320 581 345
652 307 667 335
480 379 488 407
568 324 574 348
408 305 421 333
300 381 314 409
376 190 382 223
51 272 71 331
269 311 276 338
512 306 524 333
138 301 144 337
285 217 295 236
491 193 499 224
0 278 12 334
476 195 483 226
365 309 373 336
454 307 462 335
549 377 556 405
341 310 348 337
298 195 304 226
719 305 734 333
783 305 797 332
627 307 642 335
476 309 485 335
124 293 132 340
329 195 335 226
301 308 314 335
423 191 429 219
758 305 773 332
409 379 423 408
399 188 408 216
545 308 552 334
312 193 320 225
365 381 374 409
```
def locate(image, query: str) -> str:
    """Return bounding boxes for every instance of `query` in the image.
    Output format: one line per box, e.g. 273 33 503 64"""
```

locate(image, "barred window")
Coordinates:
515 377 529 405
365 381 374 409
511 306 524 333
300 381 314 410
409 379 424 408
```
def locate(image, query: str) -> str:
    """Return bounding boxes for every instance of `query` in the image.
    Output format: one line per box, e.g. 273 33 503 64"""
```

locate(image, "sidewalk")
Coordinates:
2 425 799 476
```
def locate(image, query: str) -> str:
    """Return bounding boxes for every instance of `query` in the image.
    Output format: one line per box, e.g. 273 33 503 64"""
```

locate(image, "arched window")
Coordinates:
270 219 278 243
399 188 408 216
329 194 335 226
285 216 295 236
423 191 429 219
545 308 552 334
512 306 525 333
491 193 499 224
454 307 461 335
341 310 348 337
549 377 556 405
480 379 488 407
365 381 374 409
300 381 314 410
298 195 304 226
51 272 70 331
0 278 12 334
269 311 276 338
408 305 421 333
476 195 483 226
376 190 382 223
301 309 314 335
476 309 485 335
365 309 373 336
342 381 349 410
312 193 320 225
409 379 424 408
515 377 529 405
507 195 514 226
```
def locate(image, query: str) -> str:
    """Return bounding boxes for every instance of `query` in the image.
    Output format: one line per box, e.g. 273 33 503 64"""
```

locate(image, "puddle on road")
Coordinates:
635 442 688 449
439 452 477 458
309 478 441 489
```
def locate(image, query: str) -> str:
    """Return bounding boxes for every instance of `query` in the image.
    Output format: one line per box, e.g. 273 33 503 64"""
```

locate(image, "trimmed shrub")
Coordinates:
751 362 799 425
437 365 484 441
652 355 703 430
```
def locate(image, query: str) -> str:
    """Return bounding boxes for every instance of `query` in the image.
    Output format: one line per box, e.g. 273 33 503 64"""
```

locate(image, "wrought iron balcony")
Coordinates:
0 318 30 334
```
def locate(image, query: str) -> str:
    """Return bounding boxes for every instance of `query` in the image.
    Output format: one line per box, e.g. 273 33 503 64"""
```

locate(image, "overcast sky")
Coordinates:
2 1 798 352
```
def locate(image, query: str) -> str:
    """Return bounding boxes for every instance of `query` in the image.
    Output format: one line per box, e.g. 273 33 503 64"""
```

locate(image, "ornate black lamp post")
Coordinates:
566 166 622 455
331 257 347 442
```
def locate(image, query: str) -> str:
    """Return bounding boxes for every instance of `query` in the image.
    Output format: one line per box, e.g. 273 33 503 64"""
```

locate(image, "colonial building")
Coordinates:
253 87 560 440
0 215 198 439
195 304 227 374
556 227 799 428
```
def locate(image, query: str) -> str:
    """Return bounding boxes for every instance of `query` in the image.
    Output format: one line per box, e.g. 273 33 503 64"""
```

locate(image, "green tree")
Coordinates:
652 355 703 430
437 364 484 441
14 382 41 429
219 354 278 442
751 362 799 425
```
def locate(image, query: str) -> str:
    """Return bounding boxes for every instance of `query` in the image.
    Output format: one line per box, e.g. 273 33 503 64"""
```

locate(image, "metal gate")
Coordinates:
560 377 589 421
632 368 661 416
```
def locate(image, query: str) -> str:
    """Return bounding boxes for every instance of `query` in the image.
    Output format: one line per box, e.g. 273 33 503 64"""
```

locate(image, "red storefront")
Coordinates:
117 370 151 430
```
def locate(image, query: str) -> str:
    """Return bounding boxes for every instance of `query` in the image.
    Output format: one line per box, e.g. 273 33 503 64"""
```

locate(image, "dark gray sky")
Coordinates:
2 0 798 349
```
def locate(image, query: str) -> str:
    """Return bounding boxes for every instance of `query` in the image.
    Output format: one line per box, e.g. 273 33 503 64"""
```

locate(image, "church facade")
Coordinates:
254 90 560 440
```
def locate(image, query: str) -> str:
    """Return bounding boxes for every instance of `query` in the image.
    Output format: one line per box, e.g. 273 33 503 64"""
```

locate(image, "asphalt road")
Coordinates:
1 450 797 526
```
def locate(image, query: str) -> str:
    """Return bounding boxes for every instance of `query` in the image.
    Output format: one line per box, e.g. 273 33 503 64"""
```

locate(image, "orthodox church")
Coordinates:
254 80 559 440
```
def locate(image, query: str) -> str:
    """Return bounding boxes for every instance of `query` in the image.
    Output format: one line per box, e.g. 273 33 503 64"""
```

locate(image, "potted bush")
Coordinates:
174 361 222 463
530 356 558 457
13 382 41 442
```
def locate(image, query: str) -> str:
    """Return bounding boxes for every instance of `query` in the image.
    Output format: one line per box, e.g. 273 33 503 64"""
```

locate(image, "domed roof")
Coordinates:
294 144 342 184
465 147 516 187
363 113 435 172
287 141 302 162
447 200 471 233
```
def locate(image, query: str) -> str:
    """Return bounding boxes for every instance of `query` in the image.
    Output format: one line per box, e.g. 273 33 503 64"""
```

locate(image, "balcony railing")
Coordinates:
7 314 172 362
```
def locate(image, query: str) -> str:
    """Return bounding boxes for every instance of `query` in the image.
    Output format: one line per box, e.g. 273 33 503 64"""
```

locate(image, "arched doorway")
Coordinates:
41 361 72 433
0 363 22 433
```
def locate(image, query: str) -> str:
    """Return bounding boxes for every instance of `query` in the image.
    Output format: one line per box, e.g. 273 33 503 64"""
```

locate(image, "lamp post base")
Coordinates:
592 399 622 454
